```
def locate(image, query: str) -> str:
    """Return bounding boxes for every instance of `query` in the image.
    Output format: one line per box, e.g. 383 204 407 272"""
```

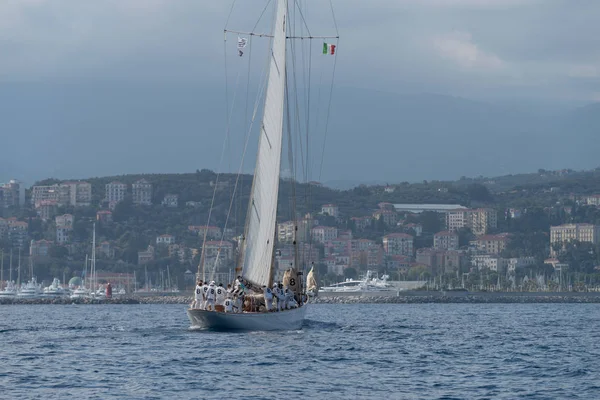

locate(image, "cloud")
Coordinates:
433 31 505 71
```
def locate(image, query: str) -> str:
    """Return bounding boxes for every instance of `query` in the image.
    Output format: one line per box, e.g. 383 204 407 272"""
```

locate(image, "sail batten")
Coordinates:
240 0 287 288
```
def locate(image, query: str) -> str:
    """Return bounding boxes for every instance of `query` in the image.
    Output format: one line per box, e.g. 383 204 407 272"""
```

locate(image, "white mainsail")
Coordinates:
240 0 287 287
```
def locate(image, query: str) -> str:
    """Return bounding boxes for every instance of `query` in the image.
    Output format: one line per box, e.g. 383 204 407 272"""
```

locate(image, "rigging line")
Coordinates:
200 49 245 280
285 59 300 277
318 37 339 183
224 0 237 31
252 0 274 33
214 25 274 279
293 0 312 37
329 0 339 37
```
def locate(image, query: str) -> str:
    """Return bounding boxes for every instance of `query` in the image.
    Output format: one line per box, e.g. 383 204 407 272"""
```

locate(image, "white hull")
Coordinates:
187 304 307 331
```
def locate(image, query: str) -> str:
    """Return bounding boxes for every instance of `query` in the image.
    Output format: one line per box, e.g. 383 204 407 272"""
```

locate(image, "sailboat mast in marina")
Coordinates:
186 0 338 330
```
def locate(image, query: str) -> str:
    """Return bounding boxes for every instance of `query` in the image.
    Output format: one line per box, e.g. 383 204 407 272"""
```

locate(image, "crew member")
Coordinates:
192 280 203 309
205 281 217 311
263 285 273 311
216 283 226 306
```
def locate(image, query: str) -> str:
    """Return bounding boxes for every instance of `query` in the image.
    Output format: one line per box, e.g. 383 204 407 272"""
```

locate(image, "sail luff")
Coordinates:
240 0 287 287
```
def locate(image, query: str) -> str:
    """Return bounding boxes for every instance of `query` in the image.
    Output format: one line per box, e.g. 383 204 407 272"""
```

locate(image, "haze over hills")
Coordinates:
1 82 598 187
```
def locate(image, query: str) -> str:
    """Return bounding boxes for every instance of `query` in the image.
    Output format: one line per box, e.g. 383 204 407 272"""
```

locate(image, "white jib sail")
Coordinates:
241 0 287 287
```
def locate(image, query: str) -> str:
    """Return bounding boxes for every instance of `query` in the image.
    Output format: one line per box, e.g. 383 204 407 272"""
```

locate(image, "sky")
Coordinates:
1 0 599 102
1 0 600 186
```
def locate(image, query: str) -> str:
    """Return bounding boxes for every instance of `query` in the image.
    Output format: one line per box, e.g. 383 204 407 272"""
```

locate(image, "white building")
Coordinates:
105 182 127 210
433 231 459 250
507 257 536 272
383 233 414 257
550 223 600 256
311 226 338 243
132 179 152 205
156 234 176 245
162 194 179 208
321 204 339 218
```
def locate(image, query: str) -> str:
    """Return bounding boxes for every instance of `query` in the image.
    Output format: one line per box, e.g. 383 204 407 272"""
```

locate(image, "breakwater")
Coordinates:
313 291 600 304
3 291 600 305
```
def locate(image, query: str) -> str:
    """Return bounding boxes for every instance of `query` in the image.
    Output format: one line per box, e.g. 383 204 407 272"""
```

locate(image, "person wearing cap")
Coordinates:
224 296 234 313
272 282 282 312
215 283 226 307
263 284 273 311
205 281 217 311
192 280 203 309
201 280 209 309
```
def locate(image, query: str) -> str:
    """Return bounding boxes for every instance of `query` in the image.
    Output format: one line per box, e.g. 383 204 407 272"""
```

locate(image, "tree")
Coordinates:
466 183 493 203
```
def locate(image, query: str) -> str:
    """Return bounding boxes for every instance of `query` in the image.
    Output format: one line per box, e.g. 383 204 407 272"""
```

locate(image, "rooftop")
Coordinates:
393 204 467 213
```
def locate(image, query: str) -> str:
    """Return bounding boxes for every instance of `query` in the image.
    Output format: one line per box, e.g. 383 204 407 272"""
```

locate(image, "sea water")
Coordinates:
1 303 599 399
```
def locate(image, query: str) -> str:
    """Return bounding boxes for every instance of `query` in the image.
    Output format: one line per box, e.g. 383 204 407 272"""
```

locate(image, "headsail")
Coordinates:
306 266 318 296
240 0 287 288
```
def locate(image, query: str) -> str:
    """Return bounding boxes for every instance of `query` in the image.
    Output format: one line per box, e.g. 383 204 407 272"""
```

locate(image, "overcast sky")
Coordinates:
1 0 599 103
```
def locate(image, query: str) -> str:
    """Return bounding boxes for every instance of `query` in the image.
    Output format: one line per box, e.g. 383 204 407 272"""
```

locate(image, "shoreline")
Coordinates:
3 291 600 305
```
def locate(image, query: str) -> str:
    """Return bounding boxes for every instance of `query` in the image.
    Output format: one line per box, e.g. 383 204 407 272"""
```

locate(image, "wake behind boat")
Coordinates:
186 0 338 331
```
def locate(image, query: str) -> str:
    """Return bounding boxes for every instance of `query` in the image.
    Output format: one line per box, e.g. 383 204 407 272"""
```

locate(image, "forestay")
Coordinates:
240 0 288 287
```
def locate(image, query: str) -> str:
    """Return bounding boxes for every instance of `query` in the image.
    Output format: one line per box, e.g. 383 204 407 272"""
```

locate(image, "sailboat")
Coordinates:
187 0 337 330
0 250 17 299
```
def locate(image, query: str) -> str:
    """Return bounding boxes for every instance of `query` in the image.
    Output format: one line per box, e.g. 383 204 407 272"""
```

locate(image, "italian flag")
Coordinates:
323 43 336 55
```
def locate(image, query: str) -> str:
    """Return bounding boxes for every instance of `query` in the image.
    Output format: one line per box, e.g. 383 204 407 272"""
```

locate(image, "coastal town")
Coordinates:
2 168 600 296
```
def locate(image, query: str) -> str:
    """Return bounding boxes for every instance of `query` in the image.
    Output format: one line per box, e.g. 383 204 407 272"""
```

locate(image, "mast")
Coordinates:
1 250 3 286
239 0 288 288
92 223 96 293
84 254 88 288
17 247 21 287
9 249 12 282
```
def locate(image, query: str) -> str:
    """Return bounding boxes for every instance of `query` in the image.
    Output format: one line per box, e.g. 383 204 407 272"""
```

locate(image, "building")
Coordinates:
31 184 70 207
55 214 74 229
434 231 459 250
7 219 28 248
105 181 127 210
55 214 74 245
203 240 234 260
386 255 411 272
138 245 155 264
98 241 115 258
30 239 52 257
311 226 338 244
156 234 176 245
470 208 498 236
132 179 152 205
162 194 179 208
351 216 373 231
383 233 414 257
550 223 600 256
373 209 397 226
186 201 202 208
321 204 339 218
507 257 536 272
471 255 508 272
277 214 318 243
446 208 497 235
473 234 510 255
188 225 222 240
96 210 113 224
0 179 24 208
63 181 92 207
32 181 90 207
404 223 423 237
394 204 467 214
348 240 383 268
36 200 59 221
585 195 600 206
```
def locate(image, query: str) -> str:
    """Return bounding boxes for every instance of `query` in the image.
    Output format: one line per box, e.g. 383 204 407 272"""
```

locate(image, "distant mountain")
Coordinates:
1 82 599 185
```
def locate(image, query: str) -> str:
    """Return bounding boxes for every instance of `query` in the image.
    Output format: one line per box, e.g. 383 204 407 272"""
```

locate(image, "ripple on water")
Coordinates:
0 303 598 399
